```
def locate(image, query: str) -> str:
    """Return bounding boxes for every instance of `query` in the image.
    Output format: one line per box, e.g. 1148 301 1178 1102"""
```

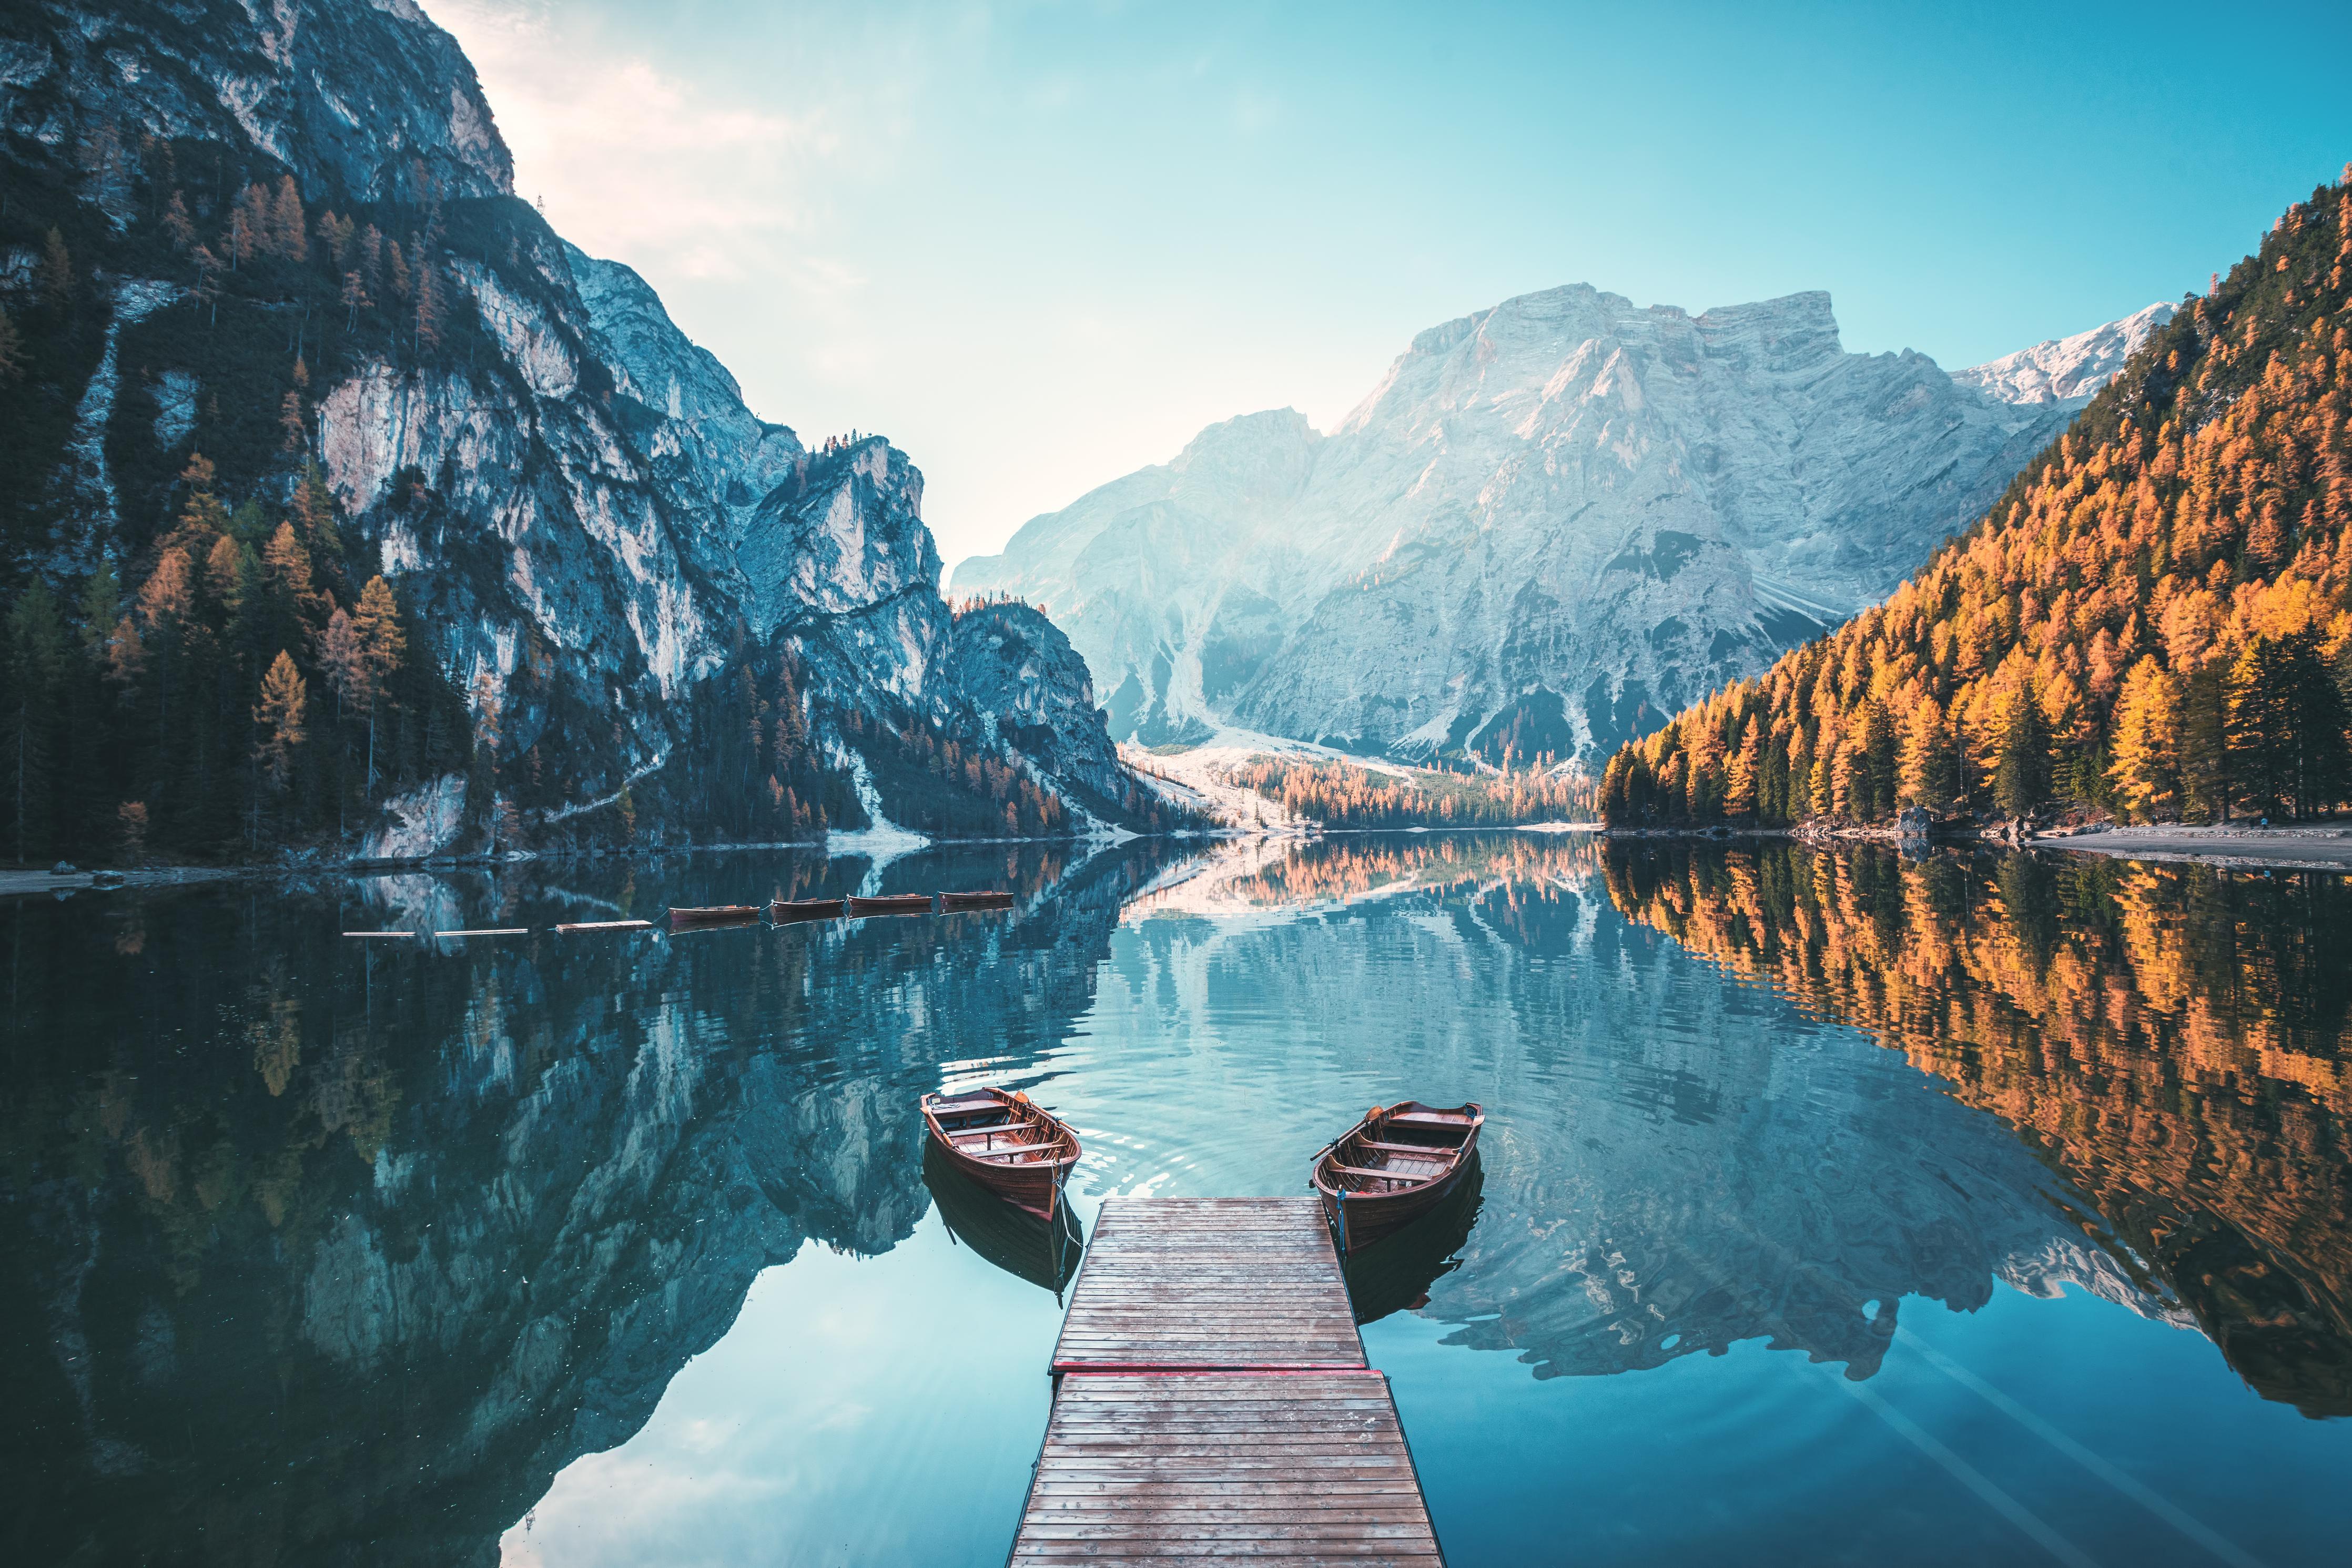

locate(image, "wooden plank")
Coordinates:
1051 1198 1364 1371
1011 1372 1440 1565
1010 1200 1439 1563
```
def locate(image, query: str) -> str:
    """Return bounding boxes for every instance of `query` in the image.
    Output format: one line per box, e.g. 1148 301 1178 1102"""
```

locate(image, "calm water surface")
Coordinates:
6 833 2350 1566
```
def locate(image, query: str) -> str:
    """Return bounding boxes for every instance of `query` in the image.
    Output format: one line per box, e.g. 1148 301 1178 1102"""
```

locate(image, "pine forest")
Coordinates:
1601 172 2352 829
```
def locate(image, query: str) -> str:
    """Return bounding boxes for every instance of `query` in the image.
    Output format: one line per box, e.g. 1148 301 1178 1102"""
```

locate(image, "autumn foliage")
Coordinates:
1230 757 1593 829
1604 172 2352 827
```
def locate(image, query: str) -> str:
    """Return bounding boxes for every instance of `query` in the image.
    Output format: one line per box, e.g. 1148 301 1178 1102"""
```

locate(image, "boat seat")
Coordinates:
1386 1111 1472 1126
963 1144 1062 1162
1332 1161 1437 1182
1361 1138 1460 1155
950 1132 1037 1148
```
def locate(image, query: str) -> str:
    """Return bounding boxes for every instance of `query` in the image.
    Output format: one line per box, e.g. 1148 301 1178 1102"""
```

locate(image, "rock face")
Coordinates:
955 287 2170 761
2 0 1147 847
1952 301 2176 404
949 601 1132 813
1 0 513 211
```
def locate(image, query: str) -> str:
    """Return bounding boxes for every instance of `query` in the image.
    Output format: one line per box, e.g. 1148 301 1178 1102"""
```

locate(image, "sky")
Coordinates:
427 0 2352 575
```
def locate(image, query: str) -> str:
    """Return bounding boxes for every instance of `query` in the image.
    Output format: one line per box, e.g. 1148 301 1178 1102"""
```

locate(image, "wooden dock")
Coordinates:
1012 1196 1443 1565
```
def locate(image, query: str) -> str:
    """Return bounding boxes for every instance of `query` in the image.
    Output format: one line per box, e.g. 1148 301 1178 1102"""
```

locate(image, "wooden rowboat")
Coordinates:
666 904 762 930
1310 1099 1484 1253
769 897 845 922
939 889 1016 912
1340 1160 1484 1325
848 893 934 917
920 1086 1081 1217
923 1142 1084 1297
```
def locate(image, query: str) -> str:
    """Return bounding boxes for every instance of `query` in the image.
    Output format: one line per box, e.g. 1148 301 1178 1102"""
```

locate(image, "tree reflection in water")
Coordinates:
1603 840 2352 1415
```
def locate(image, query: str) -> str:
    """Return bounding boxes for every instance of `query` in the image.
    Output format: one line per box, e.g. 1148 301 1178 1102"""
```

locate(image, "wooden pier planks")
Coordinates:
1052 1197 1364 1372
1011 1372 1442 1564
1015 1197 1442 1564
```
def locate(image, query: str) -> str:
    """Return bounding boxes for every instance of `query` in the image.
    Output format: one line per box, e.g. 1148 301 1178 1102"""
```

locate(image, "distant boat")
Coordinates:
848 893 934 917
939 889 1016 912
666 904 762 930
924 1143 1084 1296
769 897 845 922
920 1086 1081 1217
1311 1100 1484 1253
1340 1160 1484 1324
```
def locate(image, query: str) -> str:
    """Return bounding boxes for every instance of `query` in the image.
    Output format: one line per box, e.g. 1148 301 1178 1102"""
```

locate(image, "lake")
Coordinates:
6 833 2349 1567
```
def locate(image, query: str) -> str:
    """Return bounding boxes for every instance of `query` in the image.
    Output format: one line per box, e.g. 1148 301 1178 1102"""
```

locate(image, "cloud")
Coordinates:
429 0 850 293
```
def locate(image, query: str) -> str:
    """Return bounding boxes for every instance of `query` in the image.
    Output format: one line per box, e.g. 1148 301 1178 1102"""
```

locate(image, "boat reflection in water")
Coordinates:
923 1143 1086 1298
1341 1161 1486 1326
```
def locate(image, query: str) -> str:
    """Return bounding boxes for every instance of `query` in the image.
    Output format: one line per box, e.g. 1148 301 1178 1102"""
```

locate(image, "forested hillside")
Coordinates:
1601 169 2352 827
1229 757 1591 829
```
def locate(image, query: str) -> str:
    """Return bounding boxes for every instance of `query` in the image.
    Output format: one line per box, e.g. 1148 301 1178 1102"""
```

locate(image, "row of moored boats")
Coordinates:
668 890 1014 930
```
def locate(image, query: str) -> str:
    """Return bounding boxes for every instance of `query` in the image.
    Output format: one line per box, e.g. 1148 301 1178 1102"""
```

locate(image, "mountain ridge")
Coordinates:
956 283 2167 764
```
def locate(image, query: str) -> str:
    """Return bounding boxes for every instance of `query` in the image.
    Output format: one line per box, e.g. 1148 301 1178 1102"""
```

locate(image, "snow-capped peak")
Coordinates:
1952 301 2176 405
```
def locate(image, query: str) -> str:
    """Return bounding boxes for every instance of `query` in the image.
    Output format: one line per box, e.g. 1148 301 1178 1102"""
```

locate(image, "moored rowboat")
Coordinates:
939 889 1016 911
769 897 846 922
666 904 762 930
848 893 934 917
1310 1099 1484 1253
922 1142 1084 1296
920 1086 1081 1217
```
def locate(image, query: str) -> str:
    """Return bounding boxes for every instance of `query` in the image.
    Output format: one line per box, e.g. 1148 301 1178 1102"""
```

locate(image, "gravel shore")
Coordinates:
2034 823 2352 872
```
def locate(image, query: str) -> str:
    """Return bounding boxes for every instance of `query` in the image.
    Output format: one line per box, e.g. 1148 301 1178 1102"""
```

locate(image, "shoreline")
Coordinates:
15 820 2350 900
0 827 1260 901
2029 823 2352 872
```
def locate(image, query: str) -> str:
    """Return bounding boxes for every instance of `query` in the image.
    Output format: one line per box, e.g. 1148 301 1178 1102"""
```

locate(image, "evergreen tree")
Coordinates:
413 252 444 351
1861 702 1898 819
40 227 72 309
2178 666 2235 822
2107 657 2182 821
2230 632 2352 818
0 305 23 384
1992 689 2052 820
4 587 67 862
254 651 307 791
162 190 196 252
271 174 307 262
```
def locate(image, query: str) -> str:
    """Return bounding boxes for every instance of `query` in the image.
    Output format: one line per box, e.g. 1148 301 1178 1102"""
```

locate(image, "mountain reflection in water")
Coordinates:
3 830 2347 1567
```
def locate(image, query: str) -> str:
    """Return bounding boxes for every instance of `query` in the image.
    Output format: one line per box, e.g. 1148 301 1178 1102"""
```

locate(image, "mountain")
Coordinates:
953 287 2169 764
0 0 1178 867
1600 175 2352 828
1952 301 2177 404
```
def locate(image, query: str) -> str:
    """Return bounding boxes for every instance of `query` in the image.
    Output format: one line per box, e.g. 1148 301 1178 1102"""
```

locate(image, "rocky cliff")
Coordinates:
954 287 2171 762
0 0 1157 860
